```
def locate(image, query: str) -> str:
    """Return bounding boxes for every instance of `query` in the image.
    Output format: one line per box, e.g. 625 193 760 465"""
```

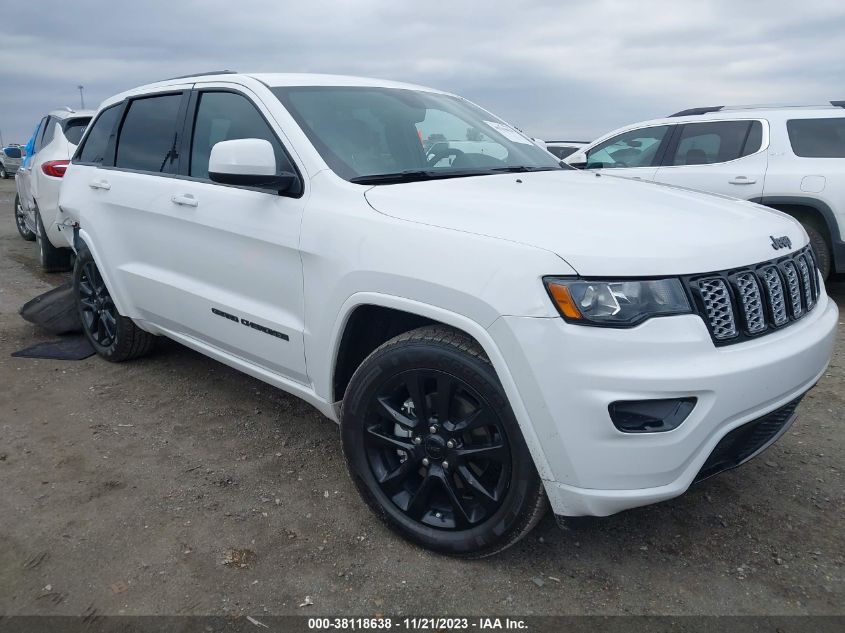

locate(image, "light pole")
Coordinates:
77 85 85 110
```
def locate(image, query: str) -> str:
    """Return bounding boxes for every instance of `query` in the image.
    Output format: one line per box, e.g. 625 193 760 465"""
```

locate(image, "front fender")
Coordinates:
322 291 556 482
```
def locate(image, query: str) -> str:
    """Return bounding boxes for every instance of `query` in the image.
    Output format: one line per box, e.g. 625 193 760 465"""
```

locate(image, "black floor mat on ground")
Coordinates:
19 282 82 335
11 335 95 360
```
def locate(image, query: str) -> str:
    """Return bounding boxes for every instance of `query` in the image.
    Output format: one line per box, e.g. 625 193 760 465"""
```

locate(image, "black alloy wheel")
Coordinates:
342 326 547 557
78 259 118 348
363 368 512 530
73 250 156 362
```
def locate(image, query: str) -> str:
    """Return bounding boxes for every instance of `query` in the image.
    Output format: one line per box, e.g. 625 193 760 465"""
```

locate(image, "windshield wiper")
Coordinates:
350 169 496 185
486 166 562 174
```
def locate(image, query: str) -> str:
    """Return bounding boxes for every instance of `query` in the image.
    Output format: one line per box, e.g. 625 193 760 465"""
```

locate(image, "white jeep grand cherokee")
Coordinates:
58 72 838 557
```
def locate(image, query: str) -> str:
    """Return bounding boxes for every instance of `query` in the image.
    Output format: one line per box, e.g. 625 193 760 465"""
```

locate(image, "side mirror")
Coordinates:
208 138 299 193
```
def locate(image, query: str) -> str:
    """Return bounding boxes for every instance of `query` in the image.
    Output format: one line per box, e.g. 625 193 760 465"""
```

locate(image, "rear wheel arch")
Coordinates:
754 196 839 276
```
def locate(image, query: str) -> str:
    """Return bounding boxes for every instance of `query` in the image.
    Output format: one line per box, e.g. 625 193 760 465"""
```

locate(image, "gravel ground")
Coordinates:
0 177 842 617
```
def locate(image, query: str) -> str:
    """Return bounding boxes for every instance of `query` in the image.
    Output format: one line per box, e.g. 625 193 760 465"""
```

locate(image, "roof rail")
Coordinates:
668 106 724 117
159 69 237 82
832 100 845 108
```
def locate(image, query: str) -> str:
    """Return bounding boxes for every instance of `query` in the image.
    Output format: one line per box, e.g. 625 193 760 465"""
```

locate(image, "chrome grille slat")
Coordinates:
781 260 803 318
796 254 815 310
733 272 766 334
761 266 788 326
690 247 819 345
697 278 737 339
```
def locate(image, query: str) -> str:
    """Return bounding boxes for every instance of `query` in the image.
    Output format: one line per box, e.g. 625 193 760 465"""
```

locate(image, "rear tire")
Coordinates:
74 250 155 362
35 209 73 272
341 325 547 558
14 194 36 241
803 223 831 279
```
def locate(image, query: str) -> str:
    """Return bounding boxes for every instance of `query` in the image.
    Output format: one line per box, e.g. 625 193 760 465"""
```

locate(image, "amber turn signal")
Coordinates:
546 281 583 320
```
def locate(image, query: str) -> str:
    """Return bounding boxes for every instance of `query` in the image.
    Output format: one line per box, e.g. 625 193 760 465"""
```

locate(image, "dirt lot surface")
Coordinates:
0 177 842 617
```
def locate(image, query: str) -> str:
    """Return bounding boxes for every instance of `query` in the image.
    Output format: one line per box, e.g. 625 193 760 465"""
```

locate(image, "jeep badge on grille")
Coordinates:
770 235 792 250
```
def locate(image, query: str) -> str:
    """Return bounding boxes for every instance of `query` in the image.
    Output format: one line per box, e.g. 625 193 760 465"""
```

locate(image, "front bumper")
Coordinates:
490 289 838 517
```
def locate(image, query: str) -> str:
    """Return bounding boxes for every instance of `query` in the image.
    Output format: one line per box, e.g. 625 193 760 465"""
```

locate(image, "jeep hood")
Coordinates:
364 170 806 276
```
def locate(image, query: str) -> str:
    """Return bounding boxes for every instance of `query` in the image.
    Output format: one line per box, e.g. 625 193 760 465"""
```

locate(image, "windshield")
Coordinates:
3 147 22 159
272 86 561 184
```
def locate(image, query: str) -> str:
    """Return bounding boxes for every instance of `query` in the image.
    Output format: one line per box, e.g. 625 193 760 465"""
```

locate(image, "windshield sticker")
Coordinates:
483 121 533 145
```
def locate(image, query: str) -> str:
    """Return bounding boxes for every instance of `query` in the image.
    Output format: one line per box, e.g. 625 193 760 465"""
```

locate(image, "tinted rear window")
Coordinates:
115 94 183 172
787 118 845 158
63 117 91 145
78 106 121 164
3 147 22 158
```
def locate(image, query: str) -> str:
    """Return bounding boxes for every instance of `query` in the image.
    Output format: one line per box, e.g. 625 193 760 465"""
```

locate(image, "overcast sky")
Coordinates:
1 0 843 145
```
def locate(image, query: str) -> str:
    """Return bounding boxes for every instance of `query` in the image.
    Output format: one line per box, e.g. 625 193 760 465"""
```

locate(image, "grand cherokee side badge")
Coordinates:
770 235 792 250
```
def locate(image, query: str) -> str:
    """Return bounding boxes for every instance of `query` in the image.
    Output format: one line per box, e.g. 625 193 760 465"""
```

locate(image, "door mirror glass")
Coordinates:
208 138 297 191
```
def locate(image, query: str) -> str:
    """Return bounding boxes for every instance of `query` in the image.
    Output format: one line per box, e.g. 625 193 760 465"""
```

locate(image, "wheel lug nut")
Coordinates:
422 457 430 466
442 461 449 469
446 440 455 449
429 425 437 434
413 436 421 445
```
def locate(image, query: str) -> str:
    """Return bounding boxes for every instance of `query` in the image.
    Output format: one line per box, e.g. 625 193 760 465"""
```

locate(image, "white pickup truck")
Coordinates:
58 72 837 557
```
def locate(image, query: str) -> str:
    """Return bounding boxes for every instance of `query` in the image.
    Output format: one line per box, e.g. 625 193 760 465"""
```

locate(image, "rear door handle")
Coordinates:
89 179 111 190
171 193 198 207
729 176 756 185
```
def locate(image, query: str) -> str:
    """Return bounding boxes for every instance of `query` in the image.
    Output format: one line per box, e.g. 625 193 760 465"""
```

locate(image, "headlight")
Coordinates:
544 277 691 326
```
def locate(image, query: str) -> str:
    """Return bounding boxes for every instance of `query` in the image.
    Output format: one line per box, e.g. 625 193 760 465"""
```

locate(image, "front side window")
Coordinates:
77 105 121 164
63 117 92 145
115 94 183 172
586 126 670 169
272 86 560 183
787 118 845 158
671 120 762 166
190 91 294 179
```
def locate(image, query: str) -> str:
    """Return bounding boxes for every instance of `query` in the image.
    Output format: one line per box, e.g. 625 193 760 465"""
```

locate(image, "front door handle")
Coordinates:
729 176 756 185
89 179 111 190
171 194 198 207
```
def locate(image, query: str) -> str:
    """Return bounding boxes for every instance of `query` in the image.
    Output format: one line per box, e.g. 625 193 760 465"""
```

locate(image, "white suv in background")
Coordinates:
565 104 845 278
58 73 837 557
14 107 93 271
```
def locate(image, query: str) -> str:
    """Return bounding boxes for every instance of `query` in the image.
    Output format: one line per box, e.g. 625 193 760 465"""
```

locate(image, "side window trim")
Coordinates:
653 124 680 167
659 119 769 168
181 86 303 196
111 90 190 175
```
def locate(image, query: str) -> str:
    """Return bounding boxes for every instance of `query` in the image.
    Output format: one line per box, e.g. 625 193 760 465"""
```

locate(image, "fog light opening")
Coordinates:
609 397 697 433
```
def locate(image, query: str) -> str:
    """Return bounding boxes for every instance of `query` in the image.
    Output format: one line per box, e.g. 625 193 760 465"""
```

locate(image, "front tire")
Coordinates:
14 194 36 241
74 251 155 362
35 209 73 272
0 166 7 179
341 326 547 558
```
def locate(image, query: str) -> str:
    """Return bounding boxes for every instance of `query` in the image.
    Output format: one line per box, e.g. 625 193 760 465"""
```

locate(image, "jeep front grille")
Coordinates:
687 246 820 345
